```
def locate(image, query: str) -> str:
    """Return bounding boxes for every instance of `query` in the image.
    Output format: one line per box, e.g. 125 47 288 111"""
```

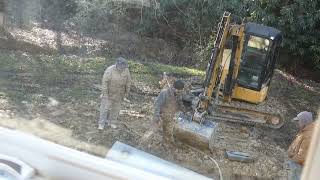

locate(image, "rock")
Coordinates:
47 97 59 107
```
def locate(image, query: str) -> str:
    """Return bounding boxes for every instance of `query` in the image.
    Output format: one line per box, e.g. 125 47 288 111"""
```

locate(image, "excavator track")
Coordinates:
185 76 287 129
207 103 284 129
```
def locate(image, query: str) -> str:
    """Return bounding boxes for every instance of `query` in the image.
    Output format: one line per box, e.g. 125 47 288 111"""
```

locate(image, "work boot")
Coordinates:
98 124 105 130
161 143 175 160
110 124 118 129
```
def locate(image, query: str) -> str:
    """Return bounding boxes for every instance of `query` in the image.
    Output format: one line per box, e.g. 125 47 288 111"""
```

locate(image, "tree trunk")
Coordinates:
16 0 24 28
55 21 64 54
0 0 5 26
0 12 4 26
39 0 46 28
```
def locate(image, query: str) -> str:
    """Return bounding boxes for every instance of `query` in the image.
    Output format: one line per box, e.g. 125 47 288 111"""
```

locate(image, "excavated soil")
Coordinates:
0 20 319 180
0 50 319 179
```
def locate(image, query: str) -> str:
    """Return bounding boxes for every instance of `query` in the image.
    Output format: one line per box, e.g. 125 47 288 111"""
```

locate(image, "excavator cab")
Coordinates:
233 23 282 103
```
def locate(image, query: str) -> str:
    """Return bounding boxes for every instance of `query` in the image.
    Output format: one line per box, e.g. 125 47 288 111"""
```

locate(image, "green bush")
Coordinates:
248 0 320 69
4 0 320 69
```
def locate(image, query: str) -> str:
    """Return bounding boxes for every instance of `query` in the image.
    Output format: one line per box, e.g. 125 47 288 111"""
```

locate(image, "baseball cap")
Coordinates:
116 57 128 69
293 111 313 122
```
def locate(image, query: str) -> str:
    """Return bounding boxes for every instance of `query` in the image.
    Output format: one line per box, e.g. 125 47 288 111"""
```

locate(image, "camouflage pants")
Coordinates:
162 115 176 144
99 95 122 126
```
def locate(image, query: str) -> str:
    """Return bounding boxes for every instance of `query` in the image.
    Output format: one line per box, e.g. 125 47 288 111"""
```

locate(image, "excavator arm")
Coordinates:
200 12 231 111
197 12 245 113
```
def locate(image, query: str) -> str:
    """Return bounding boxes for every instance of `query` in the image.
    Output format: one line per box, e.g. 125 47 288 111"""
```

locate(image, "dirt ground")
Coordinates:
0 49 319 179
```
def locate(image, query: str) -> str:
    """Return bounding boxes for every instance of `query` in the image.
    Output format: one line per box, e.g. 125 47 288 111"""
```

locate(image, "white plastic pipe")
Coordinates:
0 127 170 180
106 141 213 180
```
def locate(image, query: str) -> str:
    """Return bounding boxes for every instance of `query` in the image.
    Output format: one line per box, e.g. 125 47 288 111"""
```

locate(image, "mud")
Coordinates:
0 55 319 179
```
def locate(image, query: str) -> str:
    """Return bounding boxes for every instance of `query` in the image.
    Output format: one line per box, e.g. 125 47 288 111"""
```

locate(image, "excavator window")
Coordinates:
238 35 271 90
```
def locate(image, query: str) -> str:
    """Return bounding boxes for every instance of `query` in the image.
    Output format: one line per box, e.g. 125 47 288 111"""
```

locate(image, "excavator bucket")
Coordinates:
173 110 279 153
174 113 218 151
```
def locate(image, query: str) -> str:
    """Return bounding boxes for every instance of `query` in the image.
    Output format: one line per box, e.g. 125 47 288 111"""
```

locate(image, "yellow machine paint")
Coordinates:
221 49 269 104
190 12 283 128
174 12 284 152
232 85 268 104
199 12 269 106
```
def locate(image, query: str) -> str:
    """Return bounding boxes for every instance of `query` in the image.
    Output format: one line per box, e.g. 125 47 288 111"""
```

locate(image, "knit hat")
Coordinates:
116 57 128 69
173 80 185 90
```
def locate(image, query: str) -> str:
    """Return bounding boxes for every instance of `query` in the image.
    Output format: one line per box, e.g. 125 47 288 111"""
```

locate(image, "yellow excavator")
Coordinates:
185 11 283 128
173 12 284 151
